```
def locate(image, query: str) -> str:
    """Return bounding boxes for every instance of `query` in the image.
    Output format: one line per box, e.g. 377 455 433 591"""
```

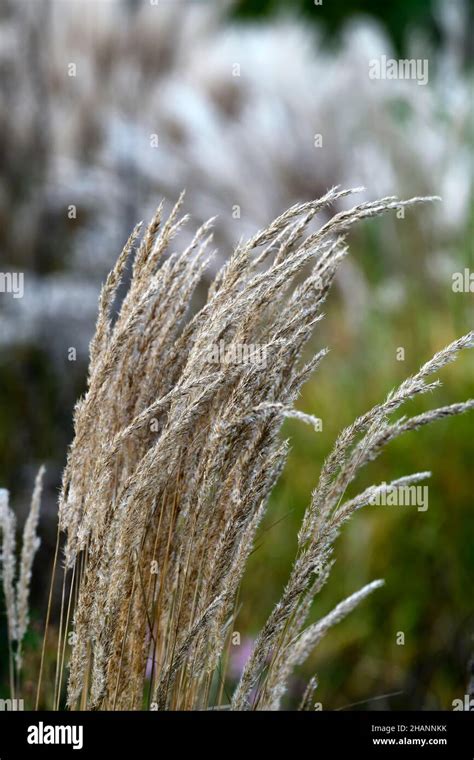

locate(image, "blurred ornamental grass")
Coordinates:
1 188 473 710
0 0 472 361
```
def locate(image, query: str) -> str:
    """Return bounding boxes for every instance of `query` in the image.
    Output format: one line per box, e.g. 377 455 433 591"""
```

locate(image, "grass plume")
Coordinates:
1 188 472 710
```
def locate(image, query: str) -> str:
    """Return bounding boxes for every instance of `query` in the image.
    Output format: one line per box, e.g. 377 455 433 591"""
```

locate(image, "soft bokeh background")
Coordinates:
0 0 472 709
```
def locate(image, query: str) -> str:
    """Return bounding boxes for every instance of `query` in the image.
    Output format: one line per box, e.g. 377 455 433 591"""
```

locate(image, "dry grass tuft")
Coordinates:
2 188 472 710
1 466 45 694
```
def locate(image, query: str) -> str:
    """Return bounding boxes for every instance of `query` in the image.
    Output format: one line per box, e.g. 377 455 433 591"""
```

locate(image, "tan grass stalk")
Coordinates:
16 465 45 670
4 189 472 711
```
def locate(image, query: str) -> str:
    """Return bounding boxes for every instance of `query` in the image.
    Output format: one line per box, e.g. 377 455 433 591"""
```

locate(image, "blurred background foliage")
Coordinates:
234 0 444 54
0 0 472 709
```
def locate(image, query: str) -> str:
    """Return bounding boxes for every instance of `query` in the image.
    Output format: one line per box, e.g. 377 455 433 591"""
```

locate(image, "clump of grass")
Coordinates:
2 188 473 710
0 466 45 695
